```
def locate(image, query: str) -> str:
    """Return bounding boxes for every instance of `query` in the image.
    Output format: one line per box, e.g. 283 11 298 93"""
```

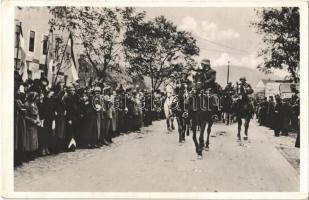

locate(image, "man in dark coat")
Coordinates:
273 95 282 137
37 90 55 156
201 59 216 92
266 96 275 128
64 86 80 151
258 97 268 126
280 98 292 136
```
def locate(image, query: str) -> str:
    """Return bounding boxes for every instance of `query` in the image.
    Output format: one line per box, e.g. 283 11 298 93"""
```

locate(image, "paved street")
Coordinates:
14 119 299 192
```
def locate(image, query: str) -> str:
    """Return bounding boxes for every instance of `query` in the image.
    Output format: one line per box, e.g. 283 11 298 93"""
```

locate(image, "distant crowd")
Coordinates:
254 94 300 147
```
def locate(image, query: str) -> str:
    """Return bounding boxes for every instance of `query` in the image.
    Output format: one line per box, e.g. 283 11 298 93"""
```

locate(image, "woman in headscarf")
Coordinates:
24 91 41 160
14 79 27 166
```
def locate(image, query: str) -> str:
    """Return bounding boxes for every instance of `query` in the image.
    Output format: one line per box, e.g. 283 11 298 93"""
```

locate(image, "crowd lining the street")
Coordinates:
14 72 166 167
254 94 300 146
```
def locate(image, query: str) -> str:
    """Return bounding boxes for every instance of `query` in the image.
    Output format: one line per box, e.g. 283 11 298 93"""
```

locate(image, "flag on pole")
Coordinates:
18 24 27 81
66 33 79 83
47 30 54 88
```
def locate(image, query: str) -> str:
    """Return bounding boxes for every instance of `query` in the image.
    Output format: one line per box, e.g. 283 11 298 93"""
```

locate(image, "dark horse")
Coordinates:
170 85 190 143
233 83 254 141
189 75 220 158
221 93 234 125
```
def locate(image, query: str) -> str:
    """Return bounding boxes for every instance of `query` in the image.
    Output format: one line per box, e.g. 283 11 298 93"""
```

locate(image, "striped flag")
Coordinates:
47 30 54 88
18 24 27 81
67 33 79 83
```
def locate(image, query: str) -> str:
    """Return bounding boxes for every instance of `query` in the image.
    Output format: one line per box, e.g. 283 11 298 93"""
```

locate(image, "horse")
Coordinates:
189 74 220 158
221 93 234 125
163 90 175 132
169 85 191 143
233 83 254 141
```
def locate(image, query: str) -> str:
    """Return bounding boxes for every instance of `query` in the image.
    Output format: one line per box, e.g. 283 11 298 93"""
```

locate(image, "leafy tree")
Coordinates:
49 7 122 80
252 7 300 82
123 15 199 90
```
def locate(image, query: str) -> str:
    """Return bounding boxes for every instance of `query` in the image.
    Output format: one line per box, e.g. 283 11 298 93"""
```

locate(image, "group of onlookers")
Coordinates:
255 94 300 147
14 71 166 167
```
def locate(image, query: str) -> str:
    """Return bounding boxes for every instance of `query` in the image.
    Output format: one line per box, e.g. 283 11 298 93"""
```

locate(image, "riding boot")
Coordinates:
199 137 204 148
166 119 170 131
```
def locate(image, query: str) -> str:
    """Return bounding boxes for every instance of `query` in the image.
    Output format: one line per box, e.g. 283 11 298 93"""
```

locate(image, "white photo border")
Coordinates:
1 0 308 199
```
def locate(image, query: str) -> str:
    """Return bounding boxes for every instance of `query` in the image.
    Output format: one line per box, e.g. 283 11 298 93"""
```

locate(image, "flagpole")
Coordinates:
15 22 22 70
53 32 71 85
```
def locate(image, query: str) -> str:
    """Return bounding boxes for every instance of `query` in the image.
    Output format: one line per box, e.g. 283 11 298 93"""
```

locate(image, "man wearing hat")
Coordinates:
236 77 253 96
201 59 217 92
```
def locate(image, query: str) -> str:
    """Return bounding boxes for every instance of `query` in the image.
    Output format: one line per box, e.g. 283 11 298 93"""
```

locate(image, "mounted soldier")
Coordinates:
164 83 175 132
234 77 254 141
189 59 219 158
222 82 235 125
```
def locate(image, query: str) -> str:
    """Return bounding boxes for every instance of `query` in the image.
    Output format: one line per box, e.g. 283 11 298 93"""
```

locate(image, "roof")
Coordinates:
279 83 300 93
260 79 276 85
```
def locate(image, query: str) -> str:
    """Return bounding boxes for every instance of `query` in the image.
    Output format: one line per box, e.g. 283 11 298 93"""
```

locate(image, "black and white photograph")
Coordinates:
1 0 308 199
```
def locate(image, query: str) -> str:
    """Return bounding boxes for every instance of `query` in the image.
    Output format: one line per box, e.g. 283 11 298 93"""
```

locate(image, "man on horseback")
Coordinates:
234 77 254 141
173 72 192 141
189 59 219 158
199 59 217 92
222 82 235 125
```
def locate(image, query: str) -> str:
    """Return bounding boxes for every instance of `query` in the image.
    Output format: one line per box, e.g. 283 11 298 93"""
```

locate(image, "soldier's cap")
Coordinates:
239 77 246 81
201 59 210 66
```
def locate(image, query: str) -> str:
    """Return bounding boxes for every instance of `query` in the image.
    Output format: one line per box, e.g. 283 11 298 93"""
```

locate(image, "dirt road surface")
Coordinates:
14 119 299 192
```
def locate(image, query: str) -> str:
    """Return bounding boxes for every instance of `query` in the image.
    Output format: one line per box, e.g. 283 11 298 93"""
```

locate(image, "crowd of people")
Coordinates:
14 67 301 167
254 93 300 147
14 71 166 167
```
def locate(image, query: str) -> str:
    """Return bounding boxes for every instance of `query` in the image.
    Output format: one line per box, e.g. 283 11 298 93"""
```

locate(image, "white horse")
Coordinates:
164 84 175 132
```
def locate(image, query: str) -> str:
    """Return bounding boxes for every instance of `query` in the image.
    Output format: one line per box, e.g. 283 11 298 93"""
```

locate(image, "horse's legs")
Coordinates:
185 119 190 136
181 118 186 141
176 117 183 142
171 117 175 130
191 120 200 154
205 120 213 148
166 118 170 131
224 112 229 125
199 121 206 149
237 117 242 140
244 117 251 138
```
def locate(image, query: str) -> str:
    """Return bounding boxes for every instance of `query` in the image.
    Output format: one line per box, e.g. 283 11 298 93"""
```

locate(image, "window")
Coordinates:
39 64 46 70
42 35 48 55
29 30 35 52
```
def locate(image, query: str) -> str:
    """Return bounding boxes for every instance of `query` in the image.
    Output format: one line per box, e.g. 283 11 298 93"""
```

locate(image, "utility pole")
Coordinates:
227 61 230 84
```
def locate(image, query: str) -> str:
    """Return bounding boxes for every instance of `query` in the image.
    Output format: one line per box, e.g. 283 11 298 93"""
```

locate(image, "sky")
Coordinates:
138 7 289 77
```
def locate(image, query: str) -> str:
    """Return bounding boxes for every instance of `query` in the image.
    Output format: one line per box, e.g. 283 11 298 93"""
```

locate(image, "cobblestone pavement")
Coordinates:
14 119 299 192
